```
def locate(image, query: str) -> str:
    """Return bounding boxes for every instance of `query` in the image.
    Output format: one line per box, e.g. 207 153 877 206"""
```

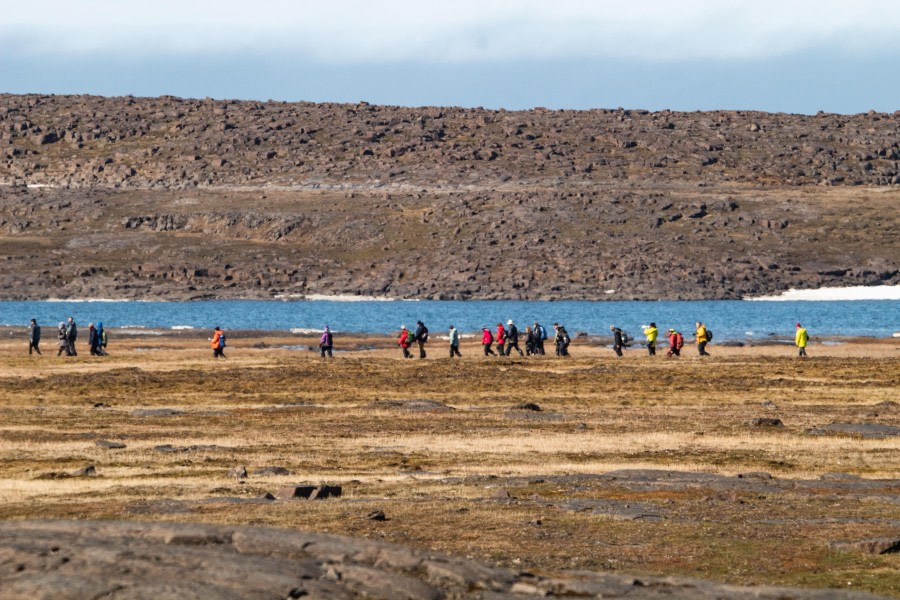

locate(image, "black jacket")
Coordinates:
29 324 41 343
613 329 624 347
506 324 518 341
415 323 428 343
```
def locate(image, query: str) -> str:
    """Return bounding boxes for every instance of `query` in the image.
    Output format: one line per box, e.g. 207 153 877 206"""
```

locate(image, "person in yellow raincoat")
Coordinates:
642 322 659 356
695 321 710 356
795 323 809 357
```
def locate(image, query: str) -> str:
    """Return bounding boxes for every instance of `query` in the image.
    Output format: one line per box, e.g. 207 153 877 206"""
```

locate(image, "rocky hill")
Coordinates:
0 94 897 300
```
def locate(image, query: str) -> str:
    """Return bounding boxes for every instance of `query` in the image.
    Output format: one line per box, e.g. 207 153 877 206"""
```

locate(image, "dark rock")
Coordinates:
72 465 98 477
367 510 387 521
749 417 784 427
96 439 127 449
258 492 276 500
276 484 342 500
737 472 773 480
512 402 541 411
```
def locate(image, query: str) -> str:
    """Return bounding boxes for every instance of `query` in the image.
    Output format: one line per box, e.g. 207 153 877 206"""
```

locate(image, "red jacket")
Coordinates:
668 331 684 349
482 329 493 345
398 330 410 347
496 325 506 344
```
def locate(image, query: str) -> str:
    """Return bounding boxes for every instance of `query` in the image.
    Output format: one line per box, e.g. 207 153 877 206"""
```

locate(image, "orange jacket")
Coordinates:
210 330 222 349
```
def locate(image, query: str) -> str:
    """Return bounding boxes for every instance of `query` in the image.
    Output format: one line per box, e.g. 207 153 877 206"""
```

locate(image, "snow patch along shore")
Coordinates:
746 285 900 301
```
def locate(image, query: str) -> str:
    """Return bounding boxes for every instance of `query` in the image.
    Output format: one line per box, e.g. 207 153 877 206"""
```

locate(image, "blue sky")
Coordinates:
2 1 898 113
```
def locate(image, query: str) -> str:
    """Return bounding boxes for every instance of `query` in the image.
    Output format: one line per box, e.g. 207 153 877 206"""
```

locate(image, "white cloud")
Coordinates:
4 0 899 63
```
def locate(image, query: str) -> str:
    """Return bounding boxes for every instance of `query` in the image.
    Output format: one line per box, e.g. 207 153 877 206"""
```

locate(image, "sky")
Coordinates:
2 0 899 113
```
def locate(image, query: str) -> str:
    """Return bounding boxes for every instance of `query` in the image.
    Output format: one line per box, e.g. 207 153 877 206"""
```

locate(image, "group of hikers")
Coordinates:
27 317 108 357
25 318 811 359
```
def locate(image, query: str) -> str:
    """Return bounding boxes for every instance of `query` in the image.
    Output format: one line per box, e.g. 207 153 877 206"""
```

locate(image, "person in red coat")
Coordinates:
398 325 412 359
495 322 506 357
666 328 684 357
481 327 496 356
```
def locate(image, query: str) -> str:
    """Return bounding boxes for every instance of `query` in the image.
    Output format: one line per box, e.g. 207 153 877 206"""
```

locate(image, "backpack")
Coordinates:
622 331 631 344
675 332 683 349
705 329 713 342
420 326 428 343
218 333 226 348
540 326 547 341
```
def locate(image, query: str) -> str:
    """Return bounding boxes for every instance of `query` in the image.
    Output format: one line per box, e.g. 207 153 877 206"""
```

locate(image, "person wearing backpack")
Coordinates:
641 323 659 356
448 325 462 358
609 325 625 357
553 323 570 357
28 319 42 355
319 325 333 358
481 327 496 356
795 323 809 357
398 325 413 359
533 321 547 355
695 322 711 356
211 326 227 359
96 321 108 356
414 320 429 359
504 320 524 356
524 326 537 355
666 328 684 357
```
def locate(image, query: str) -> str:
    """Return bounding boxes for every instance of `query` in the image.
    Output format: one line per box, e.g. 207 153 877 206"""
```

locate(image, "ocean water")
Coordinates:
0 299 897 339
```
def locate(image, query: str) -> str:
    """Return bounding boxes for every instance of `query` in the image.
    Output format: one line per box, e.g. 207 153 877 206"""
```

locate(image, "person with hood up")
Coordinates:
554 323 570 357
481 327 496 356
795 323 809 357
56 322 69 356
88 323 100 356
666 328 684 357
448 325 462 358
533 321 547 355
504 320 523 356
495 322 506 357
609 325 625 357
65 317 78 356
695 321 711 356
398 325 412 359
414 320 429 359
97 322 108 355
524 326 537 356
320 325 333 358
642 322 658 356
28 319 41 355
211 326 226 359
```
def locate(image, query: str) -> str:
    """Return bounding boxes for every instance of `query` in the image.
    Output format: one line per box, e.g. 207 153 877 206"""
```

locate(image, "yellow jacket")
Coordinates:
643 326 658 343
795 327 808 348
696 325 707 343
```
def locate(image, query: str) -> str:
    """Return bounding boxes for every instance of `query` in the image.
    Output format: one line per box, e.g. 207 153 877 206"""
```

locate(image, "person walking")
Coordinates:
666 328 684 357
28 319 41 355
56 322 69 356
481 327 496 356
795 323 809 357
88 323 100 356
398 325 413 359
533 321 546 355
320 325 333 358
695 321 711 356
609 325 625 357
642 322 658 356
414 321 429 359
211 326 227 359
65 317 78 356
97 322 108 355
495 322 506 356
504 320 524 356
554 323 570 357
448 325 462 358
524 326 537 356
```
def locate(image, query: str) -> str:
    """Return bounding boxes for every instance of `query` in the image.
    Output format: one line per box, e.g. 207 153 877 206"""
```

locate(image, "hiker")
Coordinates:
481 327 496 356
554 323 570 357
97 322 108 355
642 322 658 356
65 317 78 356
448 325 462 358
414 321 429 359
495 322 506 356
609 325 625 357
504 320 523 356
88 323 100 356
211 326 226 359
666 328 684 357
320 325 333 358
398 325 412 359
795 323 809 357
524 326 537 355
56 322 69 356
533 321 546 355
695 321 711 356
28 319 41 355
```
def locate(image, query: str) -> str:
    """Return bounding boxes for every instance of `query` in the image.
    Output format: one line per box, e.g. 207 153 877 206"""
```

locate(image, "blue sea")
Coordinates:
0 299 897 340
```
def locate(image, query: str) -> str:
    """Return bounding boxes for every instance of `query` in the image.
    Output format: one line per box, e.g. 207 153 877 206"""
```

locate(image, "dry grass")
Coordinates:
0 334 898 595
